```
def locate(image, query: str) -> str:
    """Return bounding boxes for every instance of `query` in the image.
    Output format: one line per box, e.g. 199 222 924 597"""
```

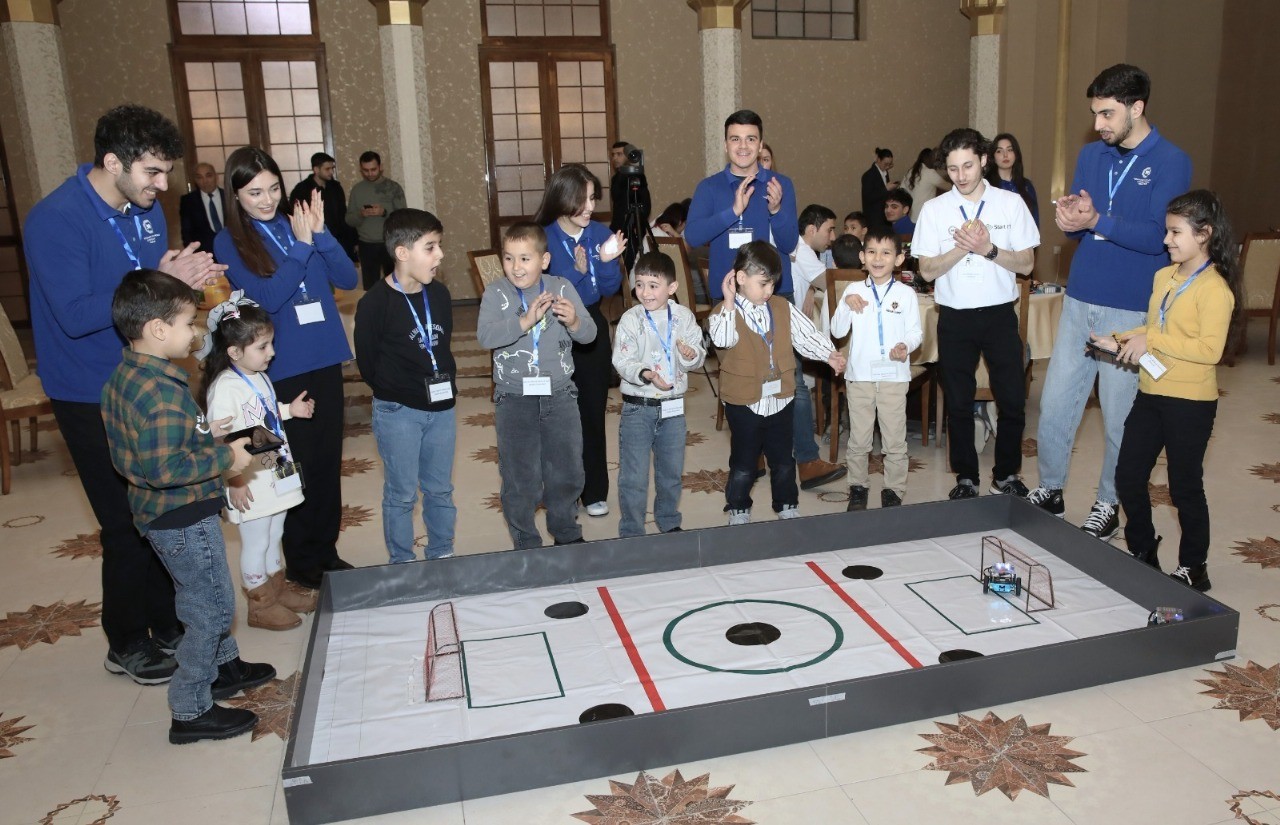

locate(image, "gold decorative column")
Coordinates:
368 0 436 211
0 0 74 198
687 0 750 176
959 0 1005 137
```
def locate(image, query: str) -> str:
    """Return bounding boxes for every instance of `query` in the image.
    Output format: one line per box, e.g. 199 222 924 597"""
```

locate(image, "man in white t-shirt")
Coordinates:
913 128 1040 501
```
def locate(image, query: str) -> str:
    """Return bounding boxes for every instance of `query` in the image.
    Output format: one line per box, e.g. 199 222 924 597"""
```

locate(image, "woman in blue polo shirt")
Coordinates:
534 165 625 518
215 146 359 590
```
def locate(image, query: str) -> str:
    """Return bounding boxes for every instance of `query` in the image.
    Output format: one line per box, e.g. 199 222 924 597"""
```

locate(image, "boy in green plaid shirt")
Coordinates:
101 269 277 744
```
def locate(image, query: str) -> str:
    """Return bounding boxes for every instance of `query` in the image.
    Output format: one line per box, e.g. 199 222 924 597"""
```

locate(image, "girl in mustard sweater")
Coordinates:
1090 190 1242 592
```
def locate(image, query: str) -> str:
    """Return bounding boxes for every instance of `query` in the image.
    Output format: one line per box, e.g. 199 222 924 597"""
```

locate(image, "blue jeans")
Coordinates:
617 400 686 537
372 399 457 563
494 387 584 549
146 514 240 720
1036 295 1144 504
791 362 820 463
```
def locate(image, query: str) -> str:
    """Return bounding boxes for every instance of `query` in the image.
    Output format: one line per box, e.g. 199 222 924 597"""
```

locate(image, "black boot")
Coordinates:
846 486 869 512
211 657 277 700
169 704 257 744
1130 535 1162 571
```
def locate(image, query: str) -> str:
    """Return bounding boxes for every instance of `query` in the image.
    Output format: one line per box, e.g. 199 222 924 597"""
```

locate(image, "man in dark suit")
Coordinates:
179 162 225 257
289 152 357 260
859 147 897 231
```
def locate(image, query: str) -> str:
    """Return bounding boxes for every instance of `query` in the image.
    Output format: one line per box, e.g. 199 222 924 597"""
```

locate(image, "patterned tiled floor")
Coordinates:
0 308 1277 824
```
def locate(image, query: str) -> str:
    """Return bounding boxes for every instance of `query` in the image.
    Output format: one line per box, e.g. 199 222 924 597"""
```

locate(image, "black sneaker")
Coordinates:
153 626 184 656
1025 486 1065 517
211 658 277 701
169 704 257 745
104 639 177 686
881 489 902 507
1081 501 1120 541
948 480 979 500
1131 535 1162 570
846 485 869 512
990 475 1030 498
1170 563 1211 592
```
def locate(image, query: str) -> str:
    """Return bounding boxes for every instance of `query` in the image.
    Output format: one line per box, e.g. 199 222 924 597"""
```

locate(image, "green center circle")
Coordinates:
663 598 844 675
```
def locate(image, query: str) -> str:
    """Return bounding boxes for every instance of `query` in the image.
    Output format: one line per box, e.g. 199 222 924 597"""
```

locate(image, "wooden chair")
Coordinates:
0 300 54 494
466 248 504 300
1227 231 1280 365
817 269 934 463
654 237 710 324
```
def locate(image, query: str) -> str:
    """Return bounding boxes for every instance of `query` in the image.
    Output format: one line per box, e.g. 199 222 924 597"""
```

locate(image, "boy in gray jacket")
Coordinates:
476 222 597 549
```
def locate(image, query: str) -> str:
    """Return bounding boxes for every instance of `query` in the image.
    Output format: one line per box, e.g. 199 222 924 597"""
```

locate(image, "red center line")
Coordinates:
806 561 924 669
597 585 667 712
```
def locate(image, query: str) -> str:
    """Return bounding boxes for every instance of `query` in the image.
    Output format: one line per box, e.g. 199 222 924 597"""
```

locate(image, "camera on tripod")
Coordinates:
619 144 644 177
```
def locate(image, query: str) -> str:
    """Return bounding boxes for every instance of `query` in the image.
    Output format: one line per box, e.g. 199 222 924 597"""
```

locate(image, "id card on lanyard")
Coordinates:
230 367 303 491
392 278 453 402
1096 154 1138 242
739 298 781 396
728 213 753 250
867 279 899 381
257 222 324 325
520 281 552 395
956 201 985 282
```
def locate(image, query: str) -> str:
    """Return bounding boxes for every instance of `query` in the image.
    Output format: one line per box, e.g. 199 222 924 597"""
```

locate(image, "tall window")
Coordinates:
168 0 332 192
479 0 618 244
0 127 28 325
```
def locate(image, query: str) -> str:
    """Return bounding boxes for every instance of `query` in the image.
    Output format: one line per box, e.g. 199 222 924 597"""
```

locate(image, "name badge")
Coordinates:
660 398 685 419
1138 352 1167 380
958 255 984 282
762 379 782 397
294 299 325 325
523 375 552 396
273 459 304 493
729 228 753 250
870 360 899 381
427 374 454 403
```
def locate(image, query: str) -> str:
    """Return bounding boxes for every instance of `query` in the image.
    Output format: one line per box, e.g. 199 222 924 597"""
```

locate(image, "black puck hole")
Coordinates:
544 601 589 619
842 565 884 580
938 649 984 663
579 703 634 723
725 622 781 646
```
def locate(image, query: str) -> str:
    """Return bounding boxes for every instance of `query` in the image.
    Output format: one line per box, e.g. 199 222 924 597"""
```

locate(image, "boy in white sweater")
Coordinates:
612 252 706 536
830 226 923 510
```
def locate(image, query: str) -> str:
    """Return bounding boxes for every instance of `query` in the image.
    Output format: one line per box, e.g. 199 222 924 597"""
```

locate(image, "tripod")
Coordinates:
618 174 653 273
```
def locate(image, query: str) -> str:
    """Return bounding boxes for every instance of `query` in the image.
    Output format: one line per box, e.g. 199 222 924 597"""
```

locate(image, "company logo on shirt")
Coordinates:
1135 167 1153 186
141 219 161 244
987 223 1012 231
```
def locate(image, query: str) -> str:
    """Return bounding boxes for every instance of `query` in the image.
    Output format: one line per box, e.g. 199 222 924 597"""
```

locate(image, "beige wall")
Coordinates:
316 0 387 202
1211 0 1280 235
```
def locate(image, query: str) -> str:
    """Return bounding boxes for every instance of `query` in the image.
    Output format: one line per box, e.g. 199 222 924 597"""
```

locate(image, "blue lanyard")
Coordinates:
230 365 283 438
869 278 893 358
255 221 312 302
958 201 985 223
1107 155 1139 215
1158 260 1210 331
519 280 547 373
561 236 597 296
643 301 676 390
736 297 775 371
391 279 439 373
108 214 144 271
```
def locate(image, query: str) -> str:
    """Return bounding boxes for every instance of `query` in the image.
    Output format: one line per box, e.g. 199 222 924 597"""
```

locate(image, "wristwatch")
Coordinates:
984 244 999 261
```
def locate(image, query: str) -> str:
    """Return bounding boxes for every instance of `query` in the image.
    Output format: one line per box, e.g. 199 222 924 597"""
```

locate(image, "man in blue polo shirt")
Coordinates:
686 110 845 489
1026 65 1191 540
24 104 226 686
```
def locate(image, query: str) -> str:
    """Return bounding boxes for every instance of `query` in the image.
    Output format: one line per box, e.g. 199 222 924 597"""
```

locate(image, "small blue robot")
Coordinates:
982 562 1022 596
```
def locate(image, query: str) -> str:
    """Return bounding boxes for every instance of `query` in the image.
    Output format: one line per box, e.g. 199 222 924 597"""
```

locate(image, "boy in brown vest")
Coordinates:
710 241 847 525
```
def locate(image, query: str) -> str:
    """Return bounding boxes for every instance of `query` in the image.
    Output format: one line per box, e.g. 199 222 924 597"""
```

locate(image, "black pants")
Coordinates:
937 302 1025 483
358 240 391 291
51 400 178 651
275 365 345 577
724 402 797 513
571 302 612 505
1116 392 1217 568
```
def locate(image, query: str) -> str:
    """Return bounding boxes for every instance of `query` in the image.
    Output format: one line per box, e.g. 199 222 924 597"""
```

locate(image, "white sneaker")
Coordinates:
727 509 751 526
778 506 800 520
585 501 609 517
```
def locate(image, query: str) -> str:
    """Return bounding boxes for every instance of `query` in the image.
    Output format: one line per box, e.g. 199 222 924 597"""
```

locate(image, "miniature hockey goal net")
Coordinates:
980 535 1055 612
423 601 464 701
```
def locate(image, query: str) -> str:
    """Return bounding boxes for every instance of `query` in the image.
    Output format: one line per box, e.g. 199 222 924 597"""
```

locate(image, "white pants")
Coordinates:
236 511 286 588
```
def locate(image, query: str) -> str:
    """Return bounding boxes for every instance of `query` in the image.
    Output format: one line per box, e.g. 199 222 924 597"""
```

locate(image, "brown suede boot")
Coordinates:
244 578 302 631
272 571 317 614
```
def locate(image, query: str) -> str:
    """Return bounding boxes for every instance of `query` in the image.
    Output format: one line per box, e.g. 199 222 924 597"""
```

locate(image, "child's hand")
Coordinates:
209 415 235 435
289 390 315 419
1087 332 1120 355
676 340 697 360
644 369 674 391
889 342 909 362
600 231 627 263
1116 332 1148 365
721 270 737 302
844 293 868 313
573 244 589 274
227 437 253 474
228 482 254 513
550 295 578 328
828 352 847 373
520 291 555 331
